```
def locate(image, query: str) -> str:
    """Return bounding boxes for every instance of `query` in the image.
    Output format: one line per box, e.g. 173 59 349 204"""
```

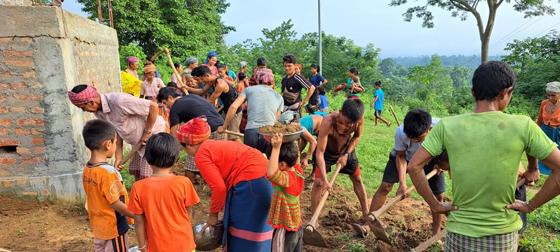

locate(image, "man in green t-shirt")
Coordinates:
408 61 560 251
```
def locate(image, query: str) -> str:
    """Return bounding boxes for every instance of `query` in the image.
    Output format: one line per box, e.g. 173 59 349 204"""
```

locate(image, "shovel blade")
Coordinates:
370 219 391 245
302 224 328 248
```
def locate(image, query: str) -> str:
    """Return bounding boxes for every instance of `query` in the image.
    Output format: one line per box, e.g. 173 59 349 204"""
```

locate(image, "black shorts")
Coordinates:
381 154 446 194
516 185 527 234
374 110 382 118
313 151 360 178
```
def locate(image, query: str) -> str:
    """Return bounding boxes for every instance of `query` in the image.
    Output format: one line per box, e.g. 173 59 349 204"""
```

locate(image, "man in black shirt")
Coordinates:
281 54 315 117
157 87 226 182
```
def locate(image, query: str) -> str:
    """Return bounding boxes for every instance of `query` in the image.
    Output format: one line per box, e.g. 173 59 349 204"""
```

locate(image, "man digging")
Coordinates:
68 85 166 181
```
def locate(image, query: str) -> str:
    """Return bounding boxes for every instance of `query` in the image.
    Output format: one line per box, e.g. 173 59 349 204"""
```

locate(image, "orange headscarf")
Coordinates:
177 117 211 145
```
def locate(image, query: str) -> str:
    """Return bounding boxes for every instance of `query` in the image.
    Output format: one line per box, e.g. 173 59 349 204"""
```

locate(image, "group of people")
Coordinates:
67 55 560 252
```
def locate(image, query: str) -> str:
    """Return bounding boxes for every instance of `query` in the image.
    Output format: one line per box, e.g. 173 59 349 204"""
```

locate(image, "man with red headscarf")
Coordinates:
178 117 273 252
68 85 166 181
218 68 284 153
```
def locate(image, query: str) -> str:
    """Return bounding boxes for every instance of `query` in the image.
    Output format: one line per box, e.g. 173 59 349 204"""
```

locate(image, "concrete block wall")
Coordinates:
0 6 121 201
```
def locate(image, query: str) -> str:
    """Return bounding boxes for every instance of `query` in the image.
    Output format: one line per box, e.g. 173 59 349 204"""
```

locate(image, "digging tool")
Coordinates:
225 130 244 138
217 106 224 113
303 163 343 247
389 105 400 126
117 143 143 169
369 169 438 244
163 48 189 95
410 178 528 251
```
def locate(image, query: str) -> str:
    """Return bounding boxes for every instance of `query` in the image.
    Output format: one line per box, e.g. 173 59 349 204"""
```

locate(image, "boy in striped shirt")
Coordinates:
266 134 305 252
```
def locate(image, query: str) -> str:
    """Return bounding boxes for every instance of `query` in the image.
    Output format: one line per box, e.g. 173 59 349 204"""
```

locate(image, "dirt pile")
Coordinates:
259 122 302 135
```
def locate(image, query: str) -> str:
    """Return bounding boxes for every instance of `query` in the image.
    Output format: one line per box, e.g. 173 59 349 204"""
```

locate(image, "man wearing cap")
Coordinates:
68 85 167 181
125 56 139 79
157 87 226 183
178 118 273 252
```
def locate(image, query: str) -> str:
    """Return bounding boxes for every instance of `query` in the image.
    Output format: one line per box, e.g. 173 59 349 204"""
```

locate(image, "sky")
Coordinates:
63 0 560 58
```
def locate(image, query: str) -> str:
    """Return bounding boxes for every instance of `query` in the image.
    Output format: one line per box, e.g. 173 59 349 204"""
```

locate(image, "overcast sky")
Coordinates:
63 0 560 58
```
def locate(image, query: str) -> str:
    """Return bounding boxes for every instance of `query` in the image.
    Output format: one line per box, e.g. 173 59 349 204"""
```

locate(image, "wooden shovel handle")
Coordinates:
163 48 189 95
412 229 447 252
372 169 438 219
118 143 143 167
390 105 400 126
224 130 244 137
308 163 343 226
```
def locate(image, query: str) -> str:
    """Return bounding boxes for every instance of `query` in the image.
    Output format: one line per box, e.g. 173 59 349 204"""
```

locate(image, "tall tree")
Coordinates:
389 0 558 63
77 0 235 59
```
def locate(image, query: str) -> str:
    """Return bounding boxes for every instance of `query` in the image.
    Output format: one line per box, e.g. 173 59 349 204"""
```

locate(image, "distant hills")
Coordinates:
389 55 502 71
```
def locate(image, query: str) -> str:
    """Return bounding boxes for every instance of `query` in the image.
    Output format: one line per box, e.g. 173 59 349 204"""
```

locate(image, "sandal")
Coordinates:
386 122 391 127
352 223 368 238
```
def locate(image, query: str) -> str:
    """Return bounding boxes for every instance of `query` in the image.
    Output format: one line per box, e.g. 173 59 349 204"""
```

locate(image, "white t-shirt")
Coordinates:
391 118 440 161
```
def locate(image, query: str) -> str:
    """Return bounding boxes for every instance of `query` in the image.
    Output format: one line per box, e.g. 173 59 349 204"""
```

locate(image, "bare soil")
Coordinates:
0 160 442 252
259 122 302 135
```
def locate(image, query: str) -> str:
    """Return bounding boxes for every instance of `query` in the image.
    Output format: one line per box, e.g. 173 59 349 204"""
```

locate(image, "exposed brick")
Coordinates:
23 71 35 78
17 119 44 126
11 107 26 113
42 189 50 196
0 83 8 90
0 129 8 136
16 147 31 154
0 96 4 102
0 119 12 127
0 107 8 114
15 128 30 135
13 94 42 102
30 138 44 144
11 82 26 90
0 157 16 165
31 129 42 135
21 156 44 164
34 147 44 154
16 178 29 185
21 191 38 197
0 72 10 76
0 38 10 44
30 107 44 114
21 38 32 42
3 50 32 57
0 139 20 147
6 60 33 67
0 169 9 176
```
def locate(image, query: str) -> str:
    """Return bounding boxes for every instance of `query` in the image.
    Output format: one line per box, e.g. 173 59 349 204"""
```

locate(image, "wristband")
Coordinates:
345 152 351 157
144 128 152 134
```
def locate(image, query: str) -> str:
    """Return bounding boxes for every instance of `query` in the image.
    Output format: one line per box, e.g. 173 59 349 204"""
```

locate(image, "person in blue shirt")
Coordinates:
309 63 328 108
317 86 329 113
370 80 391 126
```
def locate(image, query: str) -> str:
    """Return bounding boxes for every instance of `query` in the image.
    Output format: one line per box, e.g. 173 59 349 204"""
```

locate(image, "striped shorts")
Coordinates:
93 232 128 252
184 131 227 172
445 231 518 252
128 152 152 179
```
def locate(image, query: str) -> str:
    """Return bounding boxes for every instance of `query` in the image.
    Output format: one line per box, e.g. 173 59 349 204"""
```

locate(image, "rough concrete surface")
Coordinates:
0 5 121 202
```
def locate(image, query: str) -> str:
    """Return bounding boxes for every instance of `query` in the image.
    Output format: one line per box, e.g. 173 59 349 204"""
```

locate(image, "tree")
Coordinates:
77 0 235 60
449 64 471 88
389 0 558 63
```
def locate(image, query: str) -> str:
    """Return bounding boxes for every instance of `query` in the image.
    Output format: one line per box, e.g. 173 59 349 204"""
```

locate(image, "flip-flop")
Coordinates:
387 122 391 127
352 223 368 238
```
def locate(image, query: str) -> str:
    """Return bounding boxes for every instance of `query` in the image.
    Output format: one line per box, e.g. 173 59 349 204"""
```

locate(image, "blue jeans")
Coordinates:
244 128 269 153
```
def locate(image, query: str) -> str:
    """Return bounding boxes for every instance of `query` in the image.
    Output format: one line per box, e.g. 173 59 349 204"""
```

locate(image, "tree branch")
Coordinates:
451 0 485 38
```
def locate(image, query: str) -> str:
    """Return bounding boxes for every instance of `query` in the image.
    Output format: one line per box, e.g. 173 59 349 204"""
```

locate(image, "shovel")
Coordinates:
389 105 400 126
410 178 527 251
302 163 343 247
163 48 189 95
369 169 438 244
224 130 244 138
116 143 143 169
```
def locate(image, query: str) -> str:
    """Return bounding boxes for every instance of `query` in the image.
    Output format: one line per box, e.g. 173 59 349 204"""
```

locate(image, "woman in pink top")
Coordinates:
202 51 218 76
140 64 165 102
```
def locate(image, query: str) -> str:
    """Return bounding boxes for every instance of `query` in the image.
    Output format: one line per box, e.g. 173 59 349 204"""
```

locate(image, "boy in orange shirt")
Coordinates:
82 119 134 252
265 134 305 252
128 133 200 252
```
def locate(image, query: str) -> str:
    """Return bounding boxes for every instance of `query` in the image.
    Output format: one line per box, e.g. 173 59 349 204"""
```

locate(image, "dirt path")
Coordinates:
0 162 443 252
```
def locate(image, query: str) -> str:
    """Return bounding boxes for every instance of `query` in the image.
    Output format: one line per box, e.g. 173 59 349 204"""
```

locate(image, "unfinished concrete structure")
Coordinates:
0 4 122 201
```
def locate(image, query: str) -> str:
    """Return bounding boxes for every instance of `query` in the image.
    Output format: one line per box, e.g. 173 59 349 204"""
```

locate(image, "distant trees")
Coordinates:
389 0 558 63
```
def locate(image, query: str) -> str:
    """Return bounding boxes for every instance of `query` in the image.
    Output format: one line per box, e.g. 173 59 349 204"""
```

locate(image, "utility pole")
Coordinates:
318 0 322 73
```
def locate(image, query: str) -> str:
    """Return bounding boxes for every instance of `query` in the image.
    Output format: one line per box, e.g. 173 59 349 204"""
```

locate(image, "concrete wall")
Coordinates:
0 6 121 201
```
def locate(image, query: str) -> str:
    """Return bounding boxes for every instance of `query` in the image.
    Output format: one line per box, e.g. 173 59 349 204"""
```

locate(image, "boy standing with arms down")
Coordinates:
266 134 305 252
82 120 134 252
409 61 560 251
128 133 200 252
370 81 390 126
311 99 370 224
354 109 445 237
